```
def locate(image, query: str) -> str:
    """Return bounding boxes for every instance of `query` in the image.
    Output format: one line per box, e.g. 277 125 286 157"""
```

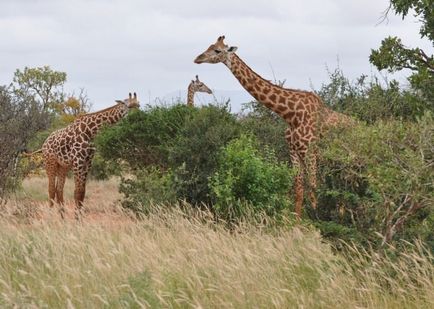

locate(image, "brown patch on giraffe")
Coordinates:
254 84 262 92
259 94 266 101
269 94 277 101
278 96 286 104
283 110 295 120
263 87 271 95
276 104 287 112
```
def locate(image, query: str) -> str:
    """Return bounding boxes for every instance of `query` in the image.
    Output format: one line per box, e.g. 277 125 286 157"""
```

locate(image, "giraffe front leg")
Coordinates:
290 149 305 220
306 149 318 210
73 173 86 221
72 150 94 221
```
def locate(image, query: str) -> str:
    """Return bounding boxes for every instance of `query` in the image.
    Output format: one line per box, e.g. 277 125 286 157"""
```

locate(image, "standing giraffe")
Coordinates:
42 92 140 219
194 36 351 218
187 75 212 106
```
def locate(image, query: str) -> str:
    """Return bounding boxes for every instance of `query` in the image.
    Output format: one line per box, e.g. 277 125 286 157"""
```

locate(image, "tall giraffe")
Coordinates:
187 75 212 107
194 36 351 218
42 92 140 219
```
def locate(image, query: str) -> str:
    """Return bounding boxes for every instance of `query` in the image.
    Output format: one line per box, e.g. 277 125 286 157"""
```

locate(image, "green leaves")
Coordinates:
370 1 434 102
210 134 295 222
13 66 67 111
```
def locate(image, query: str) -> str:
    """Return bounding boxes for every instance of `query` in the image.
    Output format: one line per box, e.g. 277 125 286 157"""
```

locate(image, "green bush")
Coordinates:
240 101 289 163
210 134 295 222
96 104 195 169
316 68 430 123
316 113 434 249
119 167 177 215
168 104 241 204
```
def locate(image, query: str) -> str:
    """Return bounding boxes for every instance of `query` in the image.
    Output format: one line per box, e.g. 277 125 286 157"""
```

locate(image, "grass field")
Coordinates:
0 177 433 308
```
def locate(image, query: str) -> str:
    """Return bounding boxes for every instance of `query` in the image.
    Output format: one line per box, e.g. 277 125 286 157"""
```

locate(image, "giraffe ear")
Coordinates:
133 92 137 99
227 46 238 53
195 75 199 81
129 93 132 99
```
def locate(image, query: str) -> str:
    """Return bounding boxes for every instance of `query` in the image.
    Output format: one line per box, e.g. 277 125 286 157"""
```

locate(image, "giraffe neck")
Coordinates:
225 54 316 123
75 103 129 139
187 84 195 106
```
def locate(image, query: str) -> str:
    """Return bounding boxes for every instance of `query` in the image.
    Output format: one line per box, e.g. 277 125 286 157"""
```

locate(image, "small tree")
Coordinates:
13 66 67 112
370 1 434 103
0 86 49 199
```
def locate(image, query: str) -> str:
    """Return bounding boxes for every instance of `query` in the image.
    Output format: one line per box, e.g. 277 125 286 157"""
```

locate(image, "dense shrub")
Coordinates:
119 167 177 215
240 101 289 163
168 104 241 204
210 135 294 222
315 113 434 249
96 104 195 169
0 86 50 198
97 103 241 206
316 68 430 123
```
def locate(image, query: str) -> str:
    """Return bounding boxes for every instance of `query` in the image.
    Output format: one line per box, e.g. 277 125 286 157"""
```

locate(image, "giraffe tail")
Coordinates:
21 149 43 157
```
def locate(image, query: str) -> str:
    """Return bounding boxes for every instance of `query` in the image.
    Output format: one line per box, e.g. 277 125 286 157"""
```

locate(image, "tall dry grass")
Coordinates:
0 178 433 308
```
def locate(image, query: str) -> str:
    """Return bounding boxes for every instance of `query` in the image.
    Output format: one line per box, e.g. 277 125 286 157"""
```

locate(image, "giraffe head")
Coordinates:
189 75 212 94
116 92 140 109
194 35 238 66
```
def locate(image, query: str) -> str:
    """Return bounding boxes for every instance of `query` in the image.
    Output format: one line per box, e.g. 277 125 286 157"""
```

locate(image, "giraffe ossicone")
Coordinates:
42 92 140 220
195 35 352 219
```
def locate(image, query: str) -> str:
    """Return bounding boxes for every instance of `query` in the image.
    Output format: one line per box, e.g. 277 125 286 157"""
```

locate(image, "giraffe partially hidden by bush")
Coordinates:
195 36 352 219
42 93 140 220
187 75 212 107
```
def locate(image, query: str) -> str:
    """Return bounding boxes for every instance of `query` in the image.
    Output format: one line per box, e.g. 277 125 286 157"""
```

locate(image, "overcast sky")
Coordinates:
0 0 432 110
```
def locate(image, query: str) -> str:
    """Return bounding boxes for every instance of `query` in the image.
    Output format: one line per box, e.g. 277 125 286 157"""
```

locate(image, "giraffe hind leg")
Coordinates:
45 159 58 208
55 165 69 219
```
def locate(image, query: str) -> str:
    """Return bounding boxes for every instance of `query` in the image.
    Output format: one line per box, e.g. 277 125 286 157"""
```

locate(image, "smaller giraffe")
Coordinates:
187 75 212 106
42 93 139 220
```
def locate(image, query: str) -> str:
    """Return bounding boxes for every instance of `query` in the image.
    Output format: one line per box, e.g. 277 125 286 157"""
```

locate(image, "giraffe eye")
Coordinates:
214 49 222 54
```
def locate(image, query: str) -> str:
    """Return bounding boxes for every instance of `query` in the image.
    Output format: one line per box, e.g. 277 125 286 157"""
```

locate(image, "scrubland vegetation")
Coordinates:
1 179 433 308
0 1 433 307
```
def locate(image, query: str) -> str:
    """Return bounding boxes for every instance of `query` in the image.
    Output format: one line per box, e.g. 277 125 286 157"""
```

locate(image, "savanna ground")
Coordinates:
0 176 433 308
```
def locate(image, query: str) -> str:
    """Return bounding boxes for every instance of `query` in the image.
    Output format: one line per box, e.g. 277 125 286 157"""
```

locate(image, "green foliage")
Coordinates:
12 66 66 111
316 114 434 249
370 1 434 102
0 86 50 198
97 103 241 208
210 135 294 222
240 101 290 162
168 104 241 204
119 167 177 215
316 67 430 122
88 152 119 180
387 0 434 41
96 104 194 169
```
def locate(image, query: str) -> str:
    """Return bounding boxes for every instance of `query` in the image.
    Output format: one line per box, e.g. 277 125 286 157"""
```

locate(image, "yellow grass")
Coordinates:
0 177 433 308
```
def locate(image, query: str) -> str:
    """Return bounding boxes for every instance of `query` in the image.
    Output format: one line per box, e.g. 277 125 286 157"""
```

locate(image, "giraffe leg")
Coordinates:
73 173 86 221
55 165 69 219
306 149 318 210
45 159 58 208
291 152 305 219
72 155 93 221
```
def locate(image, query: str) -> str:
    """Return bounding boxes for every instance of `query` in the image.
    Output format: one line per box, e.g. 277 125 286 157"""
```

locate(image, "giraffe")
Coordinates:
187 75 212 106
42 92 140 220
194 35 352 218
